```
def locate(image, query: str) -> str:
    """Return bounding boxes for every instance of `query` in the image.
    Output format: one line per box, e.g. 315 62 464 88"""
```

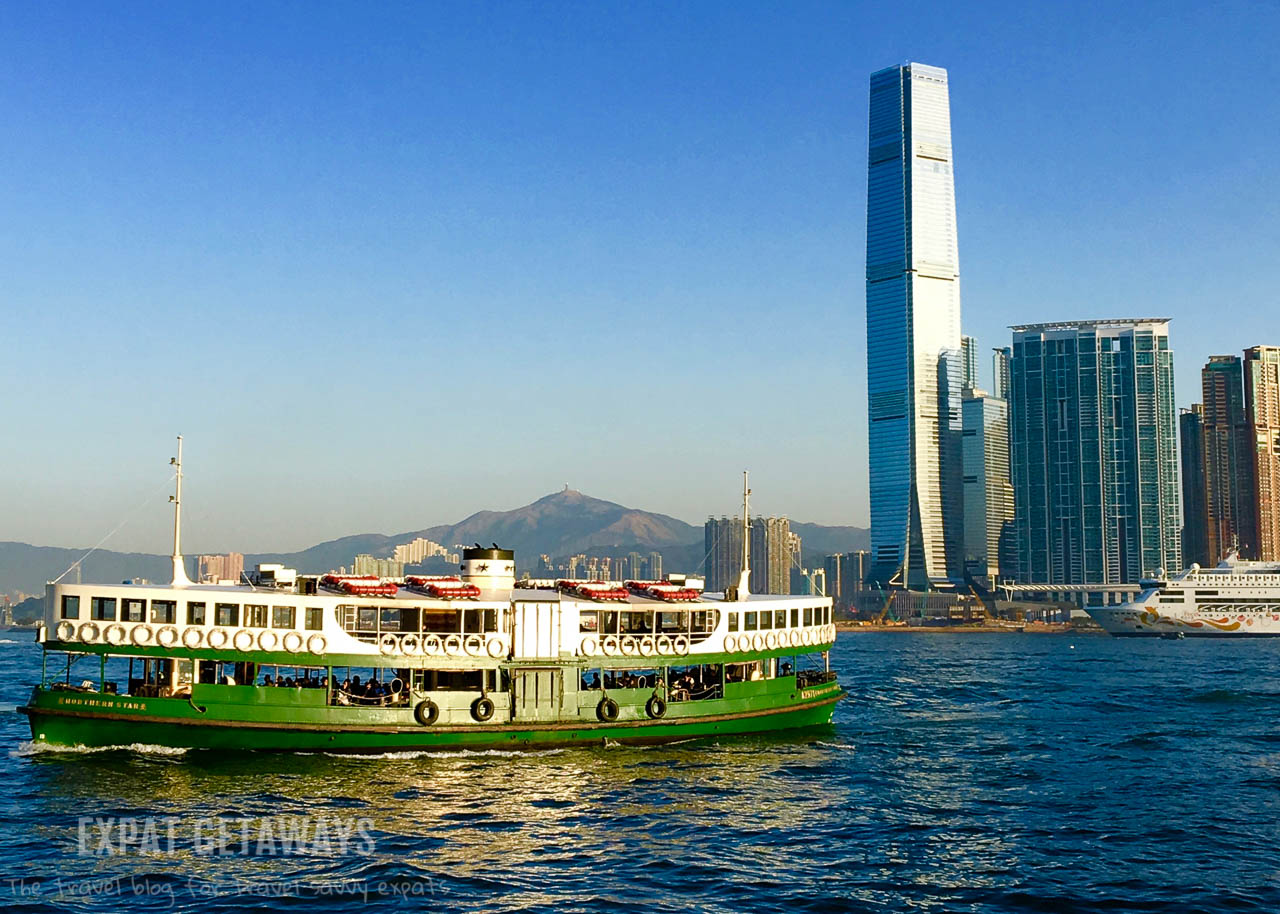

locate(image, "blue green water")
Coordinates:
2 631 1278 913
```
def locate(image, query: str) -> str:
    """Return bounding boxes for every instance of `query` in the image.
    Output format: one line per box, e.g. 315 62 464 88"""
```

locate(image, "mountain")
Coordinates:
0 490 867 592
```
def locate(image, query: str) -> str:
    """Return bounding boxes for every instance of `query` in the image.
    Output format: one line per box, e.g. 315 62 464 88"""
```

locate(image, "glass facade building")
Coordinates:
1201 355 1255 561
1179 404 1209 568
1009 320 1180 584
1245 346 1280 560
962 388 1015 585
865 62 964 588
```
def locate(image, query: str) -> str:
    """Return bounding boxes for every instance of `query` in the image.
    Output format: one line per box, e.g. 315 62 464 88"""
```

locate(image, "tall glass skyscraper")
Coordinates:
1009 319 1181 584
865 62 964 588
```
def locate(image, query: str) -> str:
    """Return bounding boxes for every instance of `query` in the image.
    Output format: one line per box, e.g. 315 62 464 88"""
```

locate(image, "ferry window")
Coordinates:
658 611 685 634
728 613 739 633
305 608 323 631
123 599 146 623
482 609 497 633
744 611 758 631
244 604 268 628
215 603 239 626
760 611 772 630
357 607 378 631
187 602 207 625
803 607 813 626
91 597 117 621
622 611 652 635
61 595 80 620
580 610 599 633
151 600 177 624
462 609 480 633
381 608 403 632
600 611 619 634
790 608 799 627
774 610 786 629
272 606 296 629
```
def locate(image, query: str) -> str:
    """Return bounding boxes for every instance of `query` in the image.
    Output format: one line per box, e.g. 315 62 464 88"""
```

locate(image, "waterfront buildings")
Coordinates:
865 62 965 588
992 347 1011 400
647 551 663 581
824 551 870 614
197 552 244 584
353 554 404 578
391 537 459 565
1179 405 1209 567
961 335 979 391
1245 346 1280 560
705 516 797 594
961 388 1015 585
1008 319 1180 585
1201 355 1255 561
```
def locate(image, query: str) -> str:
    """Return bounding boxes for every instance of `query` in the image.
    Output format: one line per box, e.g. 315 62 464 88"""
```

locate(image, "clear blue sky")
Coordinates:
2 0 1278 553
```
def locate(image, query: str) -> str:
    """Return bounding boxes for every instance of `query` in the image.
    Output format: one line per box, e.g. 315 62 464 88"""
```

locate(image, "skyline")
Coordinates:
3 1 1280 553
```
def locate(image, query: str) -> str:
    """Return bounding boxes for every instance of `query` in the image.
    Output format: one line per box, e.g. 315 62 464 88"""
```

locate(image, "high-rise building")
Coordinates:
392 537 456 565
647 551 663 581
1245 346 1280 560
197 552 244 584
1179 405 1209 567
705 516 793 594
865 62 964 588
961 335 979 391
992 347 1011 400
961 388 1015 585
1009 319 1180 584
353 554 404 578
1202 355 1255 561
704 517 743 593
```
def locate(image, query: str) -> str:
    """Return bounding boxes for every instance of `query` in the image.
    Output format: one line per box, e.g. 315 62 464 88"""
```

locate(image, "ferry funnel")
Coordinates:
461 546 516 590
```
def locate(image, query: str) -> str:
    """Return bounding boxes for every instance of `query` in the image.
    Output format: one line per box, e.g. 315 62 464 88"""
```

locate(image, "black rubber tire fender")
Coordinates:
597 697 620 723
645 695 667 720
413 699 439 726
471 696 495 722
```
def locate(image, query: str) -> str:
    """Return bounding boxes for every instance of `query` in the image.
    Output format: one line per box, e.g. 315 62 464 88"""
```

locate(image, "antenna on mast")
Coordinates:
734 470 751 601
169 436 192 587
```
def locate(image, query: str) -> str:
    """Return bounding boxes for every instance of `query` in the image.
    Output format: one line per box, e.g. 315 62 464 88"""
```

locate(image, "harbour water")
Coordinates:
2 631 1278 912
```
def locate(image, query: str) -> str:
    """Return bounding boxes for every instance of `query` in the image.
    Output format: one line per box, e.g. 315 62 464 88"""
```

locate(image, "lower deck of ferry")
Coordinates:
21 648 843 751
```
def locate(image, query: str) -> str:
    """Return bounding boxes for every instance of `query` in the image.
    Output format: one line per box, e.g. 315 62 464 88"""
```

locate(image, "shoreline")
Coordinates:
835 623 1099 635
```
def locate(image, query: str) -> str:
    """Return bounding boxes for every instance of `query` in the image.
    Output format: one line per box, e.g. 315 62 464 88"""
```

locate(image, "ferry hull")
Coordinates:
20 685 843 753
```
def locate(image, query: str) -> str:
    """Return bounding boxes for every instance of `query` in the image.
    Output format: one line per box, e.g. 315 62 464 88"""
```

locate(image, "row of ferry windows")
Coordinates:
60 596 324 631
726 606 830 633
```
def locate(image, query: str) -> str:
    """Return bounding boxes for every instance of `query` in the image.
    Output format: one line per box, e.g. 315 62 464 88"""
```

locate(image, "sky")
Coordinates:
2 0 1278 554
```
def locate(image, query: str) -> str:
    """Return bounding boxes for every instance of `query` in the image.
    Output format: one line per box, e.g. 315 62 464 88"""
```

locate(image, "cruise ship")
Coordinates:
19 446 842 751
1088 555 1280 637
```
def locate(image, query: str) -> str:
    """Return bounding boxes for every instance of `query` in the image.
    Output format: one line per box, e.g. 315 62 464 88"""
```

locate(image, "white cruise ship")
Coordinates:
1088 555 1280 637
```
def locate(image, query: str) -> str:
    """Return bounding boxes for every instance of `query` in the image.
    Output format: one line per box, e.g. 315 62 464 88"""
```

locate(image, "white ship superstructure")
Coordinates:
1088 555 1280 637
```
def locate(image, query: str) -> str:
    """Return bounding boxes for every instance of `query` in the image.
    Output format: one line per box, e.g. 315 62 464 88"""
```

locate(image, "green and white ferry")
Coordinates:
21 449 842 752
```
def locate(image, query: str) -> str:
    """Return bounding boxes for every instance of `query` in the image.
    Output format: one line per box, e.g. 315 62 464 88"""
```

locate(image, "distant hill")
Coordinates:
0 490 867 592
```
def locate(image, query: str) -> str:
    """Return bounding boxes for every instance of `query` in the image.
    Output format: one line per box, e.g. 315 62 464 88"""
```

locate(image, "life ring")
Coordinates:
639 636 656 657
183 627 205 649
306 633 327 654
804 628 815 646
282 631 303 653
645 695 667 719
206 628 229 649
655 634 673 654
620 636 639 656
258 630 279 652
442 634 463 656
463 634 484 657
580 636 599 657
130 624 154 647
105 624 127 646
157 626 180 648
673 635 690 656
788 629 800 648
400 633 421 655
422 634 442 656
390 678 405 695
753 633 766 651
765 630 778 650
596 697 620 723
471 696 495 722
486 636 507 659
232 629 254 651
414 699 439 726
601 635 619 656
379 633 399 656
55 621 76 642
78 621 100 642
828 624 837 641
724 634 737 652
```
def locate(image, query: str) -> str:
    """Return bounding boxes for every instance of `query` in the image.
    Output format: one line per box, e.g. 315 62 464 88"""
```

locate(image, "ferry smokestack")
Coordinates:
461 546 516 591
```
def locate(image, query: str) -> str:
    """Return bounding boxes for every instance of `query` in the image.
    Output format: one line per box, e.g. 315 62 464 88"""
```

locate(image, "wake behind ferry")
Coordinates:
20 445 841 751
1088 554 1280 637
